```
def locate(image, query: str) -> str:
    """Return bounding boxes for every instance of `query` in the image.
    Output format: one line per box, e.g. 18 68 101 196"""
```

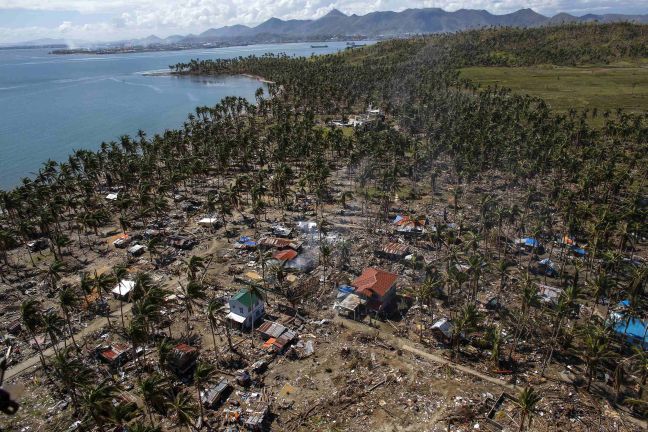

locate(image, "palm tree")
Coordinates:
20 299 47 369
180 281 207 334
168 390 198 432
50 347 92 410
184 255 205 281
58 285 80 349
93 271 116 328
193 362 217 424
45 259 65 293
516 386 541 432
579 325 614 391
147 237 162 264
243 285 265 346
138 373 168 424
206 298 222 351
80 379 120 432
452 303 479 359
42 310 65 354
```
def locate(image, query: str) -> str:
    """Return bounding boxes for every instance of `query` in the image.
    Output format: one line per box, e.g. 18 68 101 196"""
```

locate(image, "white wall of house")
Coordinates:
229 297 265 326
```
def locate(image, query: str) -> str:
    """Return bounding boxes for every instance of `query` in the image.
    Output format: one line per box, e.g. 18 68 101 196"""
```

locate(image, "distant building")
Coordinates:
227 288 265 329
351 267 398 312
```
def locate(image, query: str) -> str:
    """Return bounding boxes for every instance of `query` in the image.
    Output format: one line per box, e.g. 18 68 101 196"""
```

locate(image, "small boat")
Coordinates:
310 44 329 48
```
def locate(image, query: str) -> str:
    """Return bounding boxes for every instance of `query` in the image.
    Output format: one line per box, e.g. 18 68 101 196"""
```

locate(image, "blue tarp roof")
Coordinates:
612 303 648 348
338 285 355 294
393 215 404 224
239 236 251 243
613 316 648 347
522 238 540 247
572 247 587 256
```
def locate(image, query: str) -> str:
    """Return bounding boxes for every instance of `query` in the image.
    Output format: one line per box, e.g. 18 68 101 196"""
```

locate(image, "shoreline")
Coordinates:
145 70 275 84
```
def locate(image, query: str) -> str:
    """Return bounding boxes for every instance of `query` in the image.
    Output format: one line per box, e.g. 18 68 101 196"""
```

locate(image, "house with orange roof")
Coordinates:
351 267 398 312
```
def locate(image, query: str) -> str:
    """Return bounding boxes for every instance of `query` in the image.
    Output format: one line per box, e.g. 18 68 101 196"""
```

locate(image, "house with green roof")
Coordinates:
227 288 265 329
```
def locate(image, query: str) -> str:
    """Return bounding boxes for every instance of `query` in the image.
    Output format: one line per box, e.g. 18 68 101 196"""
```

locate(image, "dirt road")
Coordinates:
5 303 133 381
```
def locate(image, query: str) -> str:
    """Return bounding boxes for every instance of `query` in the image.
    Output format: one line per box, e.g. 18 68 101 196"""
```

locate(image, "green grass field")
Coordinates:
460 65 648 124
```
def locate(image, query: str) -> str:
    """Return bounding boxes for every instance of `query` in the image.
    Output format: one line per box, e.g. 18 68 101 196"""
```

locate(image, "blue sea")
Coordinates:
0 42 368 189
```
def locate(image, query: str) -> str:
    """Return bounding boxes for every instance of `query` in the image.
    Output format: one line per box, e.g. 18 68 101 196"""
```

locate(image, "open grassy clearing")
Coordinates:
460 65 648 123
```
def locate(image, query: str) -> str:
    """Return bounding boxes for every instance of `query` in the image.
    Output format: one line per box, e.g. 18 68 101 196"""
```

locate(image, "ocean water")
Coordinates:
0 42 367 189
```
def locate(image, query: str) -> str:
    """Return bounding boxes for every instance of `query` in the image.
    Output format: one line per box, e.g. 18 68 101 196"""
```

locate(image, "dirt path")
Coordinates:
334 315 516 391
5 303 133 381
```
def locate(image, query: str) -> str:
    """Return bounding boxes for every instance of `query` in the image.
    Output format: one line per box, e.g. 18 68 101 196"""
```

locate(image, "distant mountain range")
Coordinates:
6 8 648 49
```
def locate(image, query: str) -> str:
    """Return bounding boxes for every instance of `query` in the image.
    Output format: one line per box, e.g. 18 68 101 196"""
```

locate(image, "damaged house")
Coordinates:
227 288 265 329
351 267 398 313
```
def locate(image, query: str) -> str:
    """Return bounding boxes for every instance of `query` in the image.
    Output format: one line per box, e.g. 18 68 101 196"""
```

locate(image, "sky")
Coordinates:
0 0 646 44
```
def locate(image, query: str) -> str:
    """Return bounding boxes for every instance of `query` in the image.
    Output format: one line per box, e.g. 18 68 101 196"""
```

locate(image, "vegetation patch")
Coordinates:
460 65 648 123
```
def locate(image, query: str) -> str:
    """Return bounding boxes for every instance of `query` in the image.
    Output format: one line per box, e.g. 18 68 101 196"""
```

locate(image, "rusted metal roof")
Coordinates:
352 268 398 298
382 242 409 256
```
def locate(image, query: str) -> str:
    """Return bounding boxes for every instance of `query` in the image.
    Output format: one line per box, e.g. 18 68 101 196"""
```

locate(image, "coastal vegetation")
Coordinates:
0 22 647 431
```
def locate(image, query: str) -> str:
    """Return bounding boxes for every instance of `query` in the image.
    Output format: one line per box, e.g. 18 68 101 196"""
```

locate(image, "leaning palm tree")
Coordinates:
516 386 541 432
193 362 217 425
168 390 198 432
20 299 47 369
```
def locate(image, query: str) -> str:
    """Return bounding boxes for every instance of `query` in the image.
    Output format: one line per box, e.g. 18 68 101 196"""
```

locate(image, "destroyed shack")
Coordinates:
127 244 146 257
537 284 563 305
112 280 135 302
393 214 426 235
431 318 454 343
26 238 49 252
97 343 131 367
258 237 302 251
201 378 232 409
167 235 197 250
168 343 199 376
257 320 297 353
198 216 220 228
244 405 270 431
380 242 409 260
113 233 131 249
227 288 265 329
272 249 298 262
515 237 545 254
271 224 293 237
336 293 366 320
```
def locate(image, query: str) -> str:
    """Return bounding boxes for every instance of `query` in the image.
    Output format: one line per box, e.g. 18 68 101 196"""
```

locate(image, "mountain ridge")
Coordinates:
7 7 648 48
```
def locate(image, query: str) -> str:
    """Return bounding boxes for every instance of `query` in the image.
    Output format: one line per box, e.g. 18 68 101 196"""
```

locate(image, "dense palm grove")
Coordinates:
0 22 647 431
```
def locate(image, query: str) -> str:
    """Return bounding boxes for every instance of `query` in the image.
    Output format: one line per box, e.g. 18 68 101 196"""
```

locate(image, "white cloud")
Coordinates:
57 20 72 32
0 0 645 43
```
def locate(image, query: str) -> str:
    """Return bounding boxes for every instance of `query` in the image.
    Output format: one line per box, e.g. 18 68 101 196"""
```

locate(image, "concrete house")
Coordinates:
227 288 265 329
351 268 398 312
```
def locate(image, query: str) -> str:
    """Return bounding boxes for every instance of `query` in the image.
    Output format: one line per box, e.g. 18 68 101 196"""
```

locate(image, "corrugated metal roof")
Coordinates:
383 242 409 255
